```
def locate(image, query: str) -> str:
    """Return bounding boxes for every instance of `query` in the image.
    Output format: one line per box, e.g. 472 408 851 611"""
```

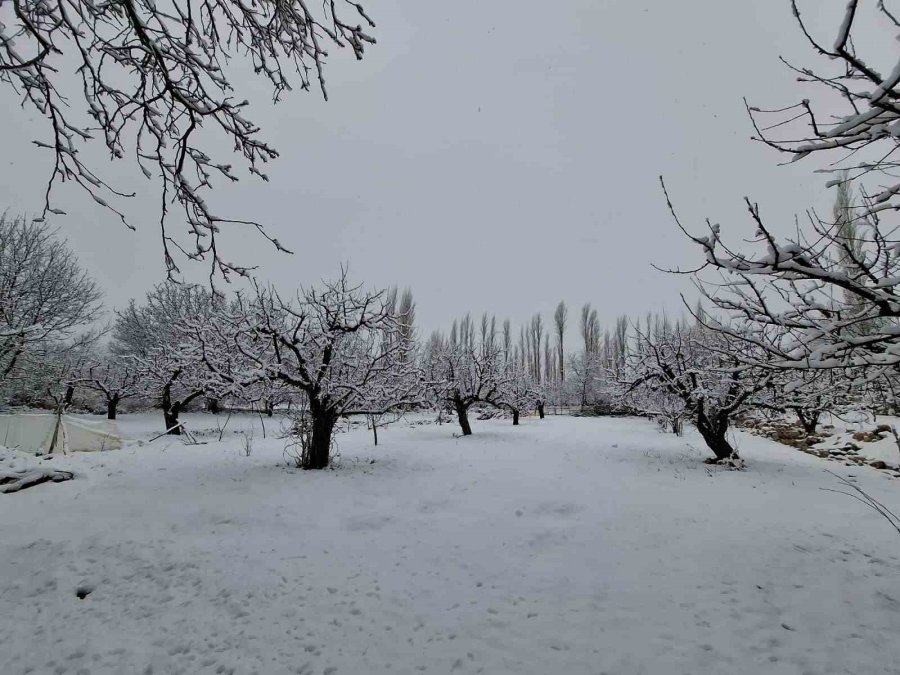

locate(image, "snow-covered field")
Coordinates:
3 413 900 675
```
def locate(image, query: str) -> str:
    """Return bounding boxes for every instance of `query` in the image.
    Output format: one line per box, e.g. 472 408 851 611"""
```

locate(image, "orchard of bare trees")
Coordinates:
7 1 900 472
8 180 900 471
9 4 900 675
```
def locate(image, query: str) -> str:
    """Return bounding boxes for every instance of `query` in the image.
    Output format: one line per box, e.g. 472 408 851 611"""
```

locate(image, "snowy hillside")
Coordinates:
3 413 900 674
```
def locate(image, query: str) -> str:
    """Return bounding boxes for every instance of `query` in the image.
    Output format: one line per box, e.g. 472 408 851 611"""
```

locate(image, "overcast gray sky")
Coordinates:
1 0 893 337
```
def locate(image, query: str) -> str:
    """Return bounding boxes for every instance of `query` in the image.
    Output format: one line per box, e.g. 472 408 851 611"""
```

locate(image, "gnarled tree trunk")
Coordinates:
696 410 737 462
793 407 820 434
163 403 182 435
161 382 181 435
161 377 205 436
454 397 472 436
537 402 545 419
512 409 520 426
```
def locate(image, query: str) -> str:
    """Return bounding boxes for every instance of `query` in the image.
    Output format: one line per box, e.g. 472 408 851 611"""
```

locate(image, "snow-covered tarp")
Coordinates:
0 453 73 494
0 413 122 454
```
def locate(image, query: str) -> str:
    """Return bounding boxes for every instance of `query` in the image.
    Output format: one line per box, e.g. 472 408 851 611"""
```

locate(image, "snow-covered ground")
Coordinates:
812 414 900 467
3 413 900 675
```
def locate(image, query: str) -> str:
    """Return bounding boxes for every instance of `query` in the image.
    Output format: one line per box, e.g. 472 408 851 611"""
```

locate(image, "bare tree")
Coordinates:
0 216 102 394
421 330 449 422
567 350 602 411
495 359 537 426
112 283 215 433
428 314 507 436
80 356 141 419
621 355 686 436
255 378 294 417
746 2 900 220
580 303 600 356
565 305 602 409
542 333 553 411
624 321 771 463
202 273 421 468
15 334 97 412
612 315 628 378
756 369 857 434
1 0 377 280
397 289 417 360
664 2 900 380
554 301 567 384
529 314 543 384
383 286 417 367
665 176 900 375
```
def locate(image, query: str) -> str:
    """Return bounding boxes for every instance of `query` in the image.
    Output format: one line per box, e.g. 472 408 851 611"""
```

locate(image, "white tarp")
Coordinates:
0 414 122 455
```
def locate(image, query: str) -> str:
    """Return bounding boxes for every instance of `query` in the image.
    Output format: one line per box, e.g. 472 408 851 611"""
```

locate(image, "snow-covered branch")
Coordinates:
1 0 377 281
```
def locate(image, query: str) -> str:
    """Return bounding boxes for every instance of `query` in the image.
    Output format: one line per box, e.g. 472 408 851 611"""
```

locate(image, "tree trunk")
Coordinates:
1 345 24 380
537 402 545 419
306 409 336 469
47 409 64 455
107 394 119 420
162 381 182 434
696 411 737 462
454 399 472 436
794 408 819 434
265 399 275 417
64 385 75 408
162 385 180 434
512 409 519 426
163 406 182 435
371 415 379 446
206 397 222 414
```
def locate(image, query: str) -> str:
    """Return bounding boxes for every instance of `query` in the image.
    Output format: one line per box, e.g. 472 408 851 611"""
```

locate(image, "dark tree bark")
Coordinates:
370 415 379 446
306 406 337 469
160 376 204 435
1 344 24 380
206 397 222 414
107 394 120 420
454 398 473 436
696 410 737 462
161 382 180 434
163 403 182 435
64 385 75 408
265 399 275 417
512 409 519 426
537 402 545 419
793 408 820 434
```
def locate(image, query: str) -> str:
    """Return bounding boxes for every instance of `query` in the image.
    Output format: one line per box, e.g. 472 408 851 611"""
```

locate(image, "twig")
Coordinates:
821 469 900 535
